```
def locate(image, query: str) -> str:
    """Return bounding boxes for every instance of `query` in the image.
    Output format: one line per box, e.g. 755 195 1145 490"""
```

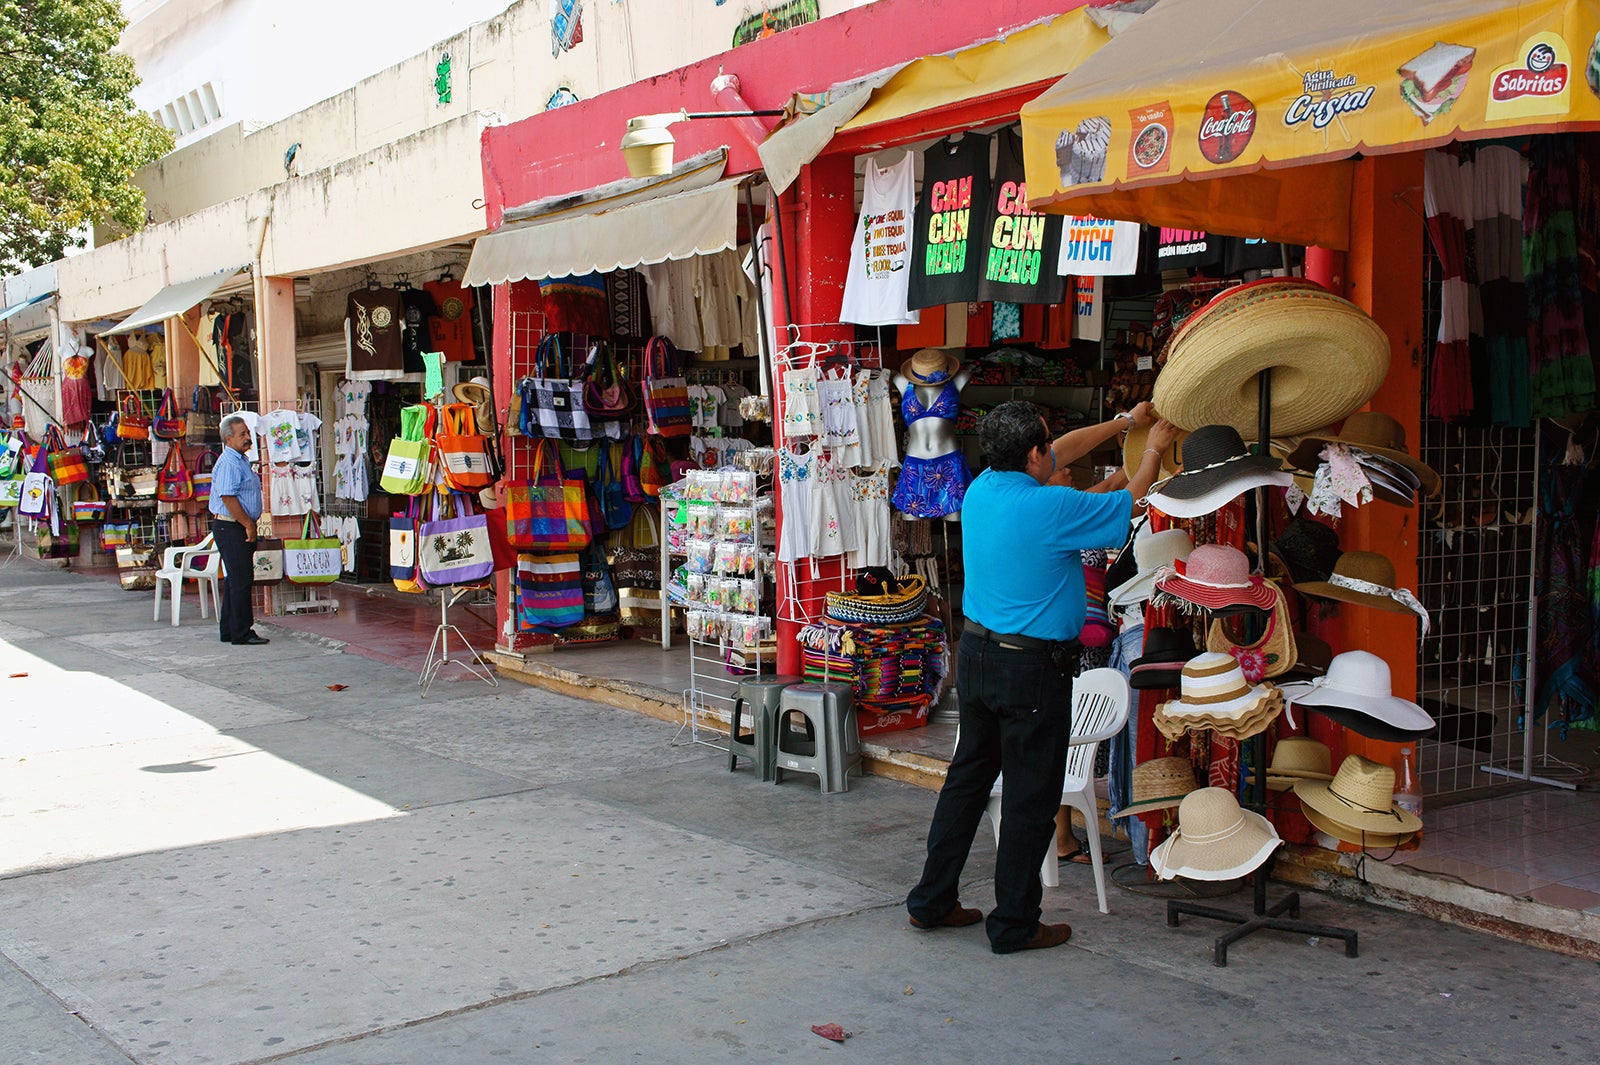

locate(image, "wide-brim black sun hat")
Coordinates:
1152 424 1293 504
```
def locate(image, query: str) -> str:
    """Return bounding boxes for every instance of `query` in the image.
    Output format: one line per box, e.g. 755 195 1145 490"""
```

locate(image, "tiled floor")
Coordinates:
1385 788 1600 913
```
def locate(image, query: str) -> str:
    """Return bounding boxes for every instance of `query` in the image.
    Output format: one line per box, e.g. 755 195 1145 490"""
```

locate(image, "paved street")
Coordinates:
1 558 1597 1065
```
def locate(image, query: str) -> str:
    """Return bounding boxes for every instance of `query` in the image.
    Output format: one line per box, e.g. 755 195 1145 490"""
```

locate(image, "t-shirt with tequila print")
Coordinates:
345 288 405 380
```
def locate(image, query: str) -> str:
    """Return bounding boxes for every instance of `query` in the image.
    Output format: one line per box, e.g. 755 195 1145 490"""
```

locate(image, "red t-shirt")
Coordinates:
424 280 476 362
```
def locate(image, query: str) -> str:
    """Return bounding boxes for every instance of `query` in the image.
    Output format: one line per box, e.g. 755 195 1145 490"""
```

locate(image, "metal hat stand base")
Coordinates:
419 587 499 696
1160 367 1359 967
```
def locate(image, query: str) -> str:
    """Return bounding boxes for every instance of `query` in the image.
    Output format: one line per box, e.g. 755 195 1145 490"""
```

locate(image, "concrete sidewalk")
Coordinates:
1 559 1596 1065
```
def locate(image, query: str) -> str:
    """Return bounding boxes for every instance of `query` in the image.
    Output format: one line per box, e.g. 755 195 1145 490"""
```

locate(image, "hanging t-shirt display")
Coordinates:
908 133 990 310
1223 237 1302 275
978 127 1064 304
840 151 920 327
1155 227 1223 270
398 287 438 375
423 280 476 362
1057 216 1143 276
345 287 406 380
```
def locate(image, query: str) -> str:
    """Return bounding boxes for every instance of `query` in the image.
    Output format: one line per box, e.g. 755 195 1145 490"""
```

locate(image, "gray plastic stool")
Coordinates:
774 682 862 793
728 675 803 781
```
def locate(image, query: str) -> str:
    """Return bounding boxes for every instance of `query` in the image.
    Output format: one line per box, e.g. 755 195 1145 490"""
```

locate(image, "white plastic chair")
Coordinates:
153 534 221 626
986 667 1132 914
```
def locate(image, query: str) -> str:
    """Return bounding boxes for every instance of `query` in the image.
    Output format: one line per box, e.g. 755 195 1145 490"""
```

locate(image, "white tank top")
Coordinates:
840 152 921 327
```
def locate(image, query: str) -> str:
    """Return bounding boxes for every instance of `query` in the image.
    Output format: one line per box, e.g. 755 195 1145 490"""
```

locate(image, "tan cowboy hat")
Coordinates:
1287 412 1440 500
1152 279 1390 437
900 348 961 385
1122 423 1186 480
1246 736 1334 792
1117 757 1200 816
452 376 497 434
1302 804 1416 849
1294 754 1423 838
1149 787 1282 882
1293 552 1429 630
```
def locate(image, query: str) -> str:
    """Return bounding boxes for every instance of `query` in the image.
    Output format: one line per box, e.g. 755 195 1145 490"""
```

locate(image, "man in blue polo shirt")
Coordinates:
210 413 268 645
907 400 1178 953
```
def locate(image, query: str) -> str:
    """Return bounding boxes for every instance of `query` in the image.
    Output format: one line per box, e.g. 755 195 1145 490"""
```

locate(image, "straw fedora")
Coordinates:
1278 650 1436 739
1118 757 1201 816
1294 754 1423 838
1293 551 1430 631
1149 787 1282 882
1128 625 1201 690
1122 423 1186 480
1107 528 1193 608
1151 279 1390 437
1302 803 1417 849
1247 737 1334 792
1153 651 1283 741
900 348 961 385
1287 412 1440 501
452 376 497 435
1146 425 1293 519
1154 543 1278 613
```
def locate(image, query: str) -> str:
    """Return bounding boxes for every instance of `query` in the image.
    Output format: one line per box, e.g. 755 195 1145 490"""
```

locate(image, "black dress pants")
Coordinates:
211 518 255 643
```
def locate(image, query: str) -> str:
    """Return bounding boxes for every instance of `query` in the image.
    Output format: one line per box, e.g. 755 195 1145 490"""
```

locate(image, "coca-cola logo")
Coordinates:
1492 42 1569 100
1197 90 1256 164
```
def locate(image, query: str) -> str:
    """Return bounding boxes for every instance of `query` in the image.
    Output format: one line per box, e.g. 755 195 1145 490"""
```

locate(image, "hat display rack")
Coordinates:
1157 363 1361 967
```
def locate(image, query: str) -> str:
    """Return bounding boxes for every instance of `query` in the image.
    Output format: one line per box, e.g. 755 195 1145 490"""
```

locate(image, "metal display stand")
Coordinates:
420 585 499 695
1163 369 1361 966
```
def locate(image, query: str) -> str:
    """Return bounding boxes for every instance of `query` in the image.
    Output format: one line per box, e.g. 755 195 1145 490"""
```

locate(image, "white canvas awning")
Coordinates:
463 177 746 287
104 266 249 334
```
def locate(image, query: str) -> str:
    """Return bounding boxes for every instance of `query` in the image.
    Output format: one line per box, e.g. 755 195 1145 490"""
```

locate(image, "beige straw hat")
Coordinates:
1149 787 1283 882
1153 652 1284 741
1246 736 1334 792
1302 804 1417 849
1294 754 1423 837
899 348 962 385
1117 757 1200 816
1122 423 1186 480
1152 279 1390 437
1293 552 1429 631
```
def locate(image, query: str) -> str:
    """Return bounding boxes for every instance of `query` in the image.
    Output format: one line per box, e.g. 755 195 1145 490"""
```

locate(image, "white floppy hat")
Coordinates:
1278 651 1435 738
1150 787 1282 882
1107 528 1194 608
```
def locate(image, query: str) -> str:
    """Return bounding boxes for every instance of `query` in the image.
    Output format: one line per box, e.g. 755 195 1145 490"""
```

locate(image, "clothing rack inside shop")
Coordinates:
1164 368 1360 967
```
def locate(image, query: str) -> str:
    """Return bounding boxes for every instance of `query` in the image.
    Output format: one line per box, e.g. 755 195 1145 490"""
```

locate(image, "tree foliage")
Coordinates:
0 0 173 273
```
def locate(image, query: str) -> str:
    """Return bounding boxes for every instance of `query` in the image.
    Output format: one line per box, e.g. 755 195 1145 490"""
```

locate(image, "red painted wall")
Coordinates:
479 0 1095 224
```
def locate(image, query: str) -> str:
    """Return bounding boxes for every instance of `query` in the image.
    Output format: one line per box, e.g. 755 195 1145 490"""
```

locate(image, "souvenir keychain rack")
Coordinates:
1163 368 1360 967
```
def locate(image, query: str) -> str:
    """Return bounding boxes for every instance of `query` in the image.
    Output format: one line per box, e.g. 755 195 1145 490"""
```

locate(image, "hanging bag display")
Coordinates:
192 449 217 504
117 391 151 441
71 480 106 522
252 537 285 583
582 341 638 420
156 445 195 503
435 402 494 491
43 427 88 486
0 432 25 478
379 403 436 495
153 388 185 440
18 446 53 522
620 432 649 503
389 495 421 584
418 489 495 586
519 334 595 442
186 387 221 444
80 419 106 465
283 512 342 584
639 434 671 497
641 336 692 437
516 552 585 631
595 441 634 530
503 440 592 553
580 544 620 614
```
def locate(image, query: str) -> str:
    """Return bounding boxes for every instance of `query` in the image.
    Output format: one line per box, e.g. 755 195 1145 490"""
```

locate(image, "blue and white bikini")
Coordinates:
891 381 972 518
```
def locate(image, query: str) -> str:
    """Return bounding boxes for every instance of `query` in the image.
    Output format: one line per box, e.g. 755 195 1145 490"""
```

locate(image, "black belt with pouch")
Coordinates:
964 619 1082 671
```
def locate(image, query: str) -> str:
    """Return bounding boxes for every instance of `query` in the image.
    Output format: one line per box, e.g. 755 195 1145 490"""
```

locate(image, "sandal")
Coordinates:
1057 841 1089 865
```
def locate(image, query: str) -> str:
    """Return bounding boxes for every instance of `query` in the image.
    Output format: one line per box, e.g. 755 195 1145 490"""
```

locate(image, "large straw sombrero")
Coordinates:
1287 412 1440 501
1294 754 1423 839
1152 279 1390 437
1117 757 1201 817
900 348 962 385
1149 787 1282 882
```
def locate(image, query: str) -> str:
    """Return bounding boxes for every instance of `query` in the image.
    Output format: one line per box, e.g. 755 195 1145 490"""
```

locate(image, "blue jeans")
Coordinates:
1105 625 1150 864
907 632 1076 951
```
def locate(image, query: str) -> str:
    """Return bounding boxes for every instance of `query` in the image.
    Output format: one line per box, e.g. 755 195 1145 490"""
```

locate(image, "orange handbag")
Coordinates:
435 402 493 491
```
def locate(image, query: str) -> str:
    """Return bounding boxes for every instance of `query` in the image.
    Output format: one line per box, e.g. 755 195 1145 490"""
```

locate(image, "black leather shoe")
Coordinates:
232 634 270 645
992 922 1072 954
909 904 984 931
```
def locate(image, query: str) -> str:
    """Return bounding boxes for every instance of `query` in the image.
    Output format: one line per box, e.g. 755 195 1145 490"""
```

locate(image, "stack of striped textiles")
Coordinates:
796 616 947 713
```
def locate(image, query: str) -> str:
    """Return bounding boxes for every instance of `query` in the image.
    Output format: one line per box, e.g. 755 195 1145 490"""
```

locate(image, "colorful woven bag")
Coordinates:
503 440 592 554
71 480 107 522
641 336 691 437
117 391 150 441
43 427 88 486
153 388 185 440
156 445 194 502
516 552 585 631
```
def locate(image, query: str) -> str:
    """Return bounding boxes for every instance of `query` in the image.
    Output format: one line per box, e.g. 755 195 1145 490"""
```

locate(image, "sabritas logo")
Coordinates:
1492 42 1568 100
